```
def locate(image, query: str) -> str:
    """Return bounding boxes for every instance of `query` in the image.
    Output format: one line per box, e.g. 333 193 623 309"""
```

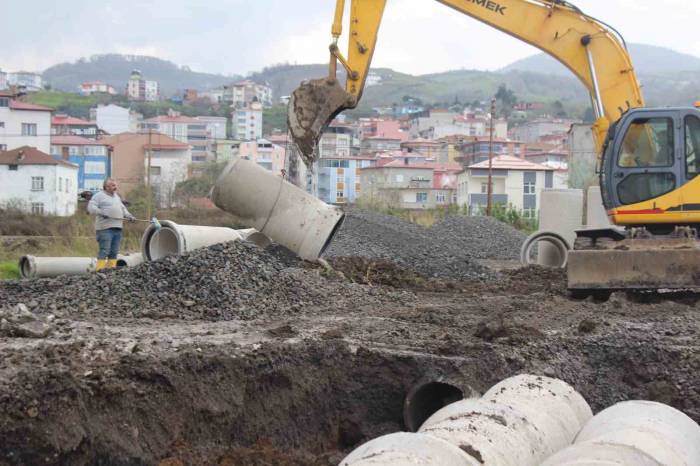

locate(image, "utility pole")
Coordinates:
486 97 496 216
146 129 153 219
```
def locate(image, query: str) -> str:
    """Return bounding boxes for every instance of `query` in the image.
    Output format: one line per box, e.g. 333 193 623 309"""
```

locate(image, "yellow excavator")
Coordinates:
287 0 700 296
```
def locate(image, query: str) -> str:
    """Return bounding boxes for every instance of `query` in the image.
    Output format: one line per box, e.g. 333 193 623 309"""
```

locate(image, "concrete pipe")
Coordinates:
538 189 583 267
521 231 570 268
210 158 345 261
116 253 144 268
417 375 592 466
586 185 611 229
237 228 272 249
141 220 243 261
543 400 700 466
339 432 481 466
403 380 464 432
19 255 97 279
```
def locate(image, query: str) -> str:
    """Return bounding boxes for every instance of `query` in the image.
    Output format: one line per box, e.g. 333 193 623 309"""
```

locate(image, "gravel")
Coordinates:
0 241 408 321
323 209 526 280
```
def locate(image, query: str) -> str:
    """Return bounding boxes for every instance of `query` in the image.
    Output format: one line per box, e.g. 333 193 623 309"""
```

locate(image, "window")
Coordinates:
84 146 105 156
481 182 489 193
31 203 44 215
58 177 63 192
523 208 536 219
0 121 4 127
69 146 80 156
524 181 536 194
395 174 404 182
0 144 6 151
65 178 70 193
0 98 8 107
21 123 37 136
9 164 18 171
84 179 102 191
84 161 105 175
336 191 344 198
31 176 44 191
436 192 446 203
685 115 700 179
416 192 428 202
618 117 674 168
618 173 676 205
149 166 162 176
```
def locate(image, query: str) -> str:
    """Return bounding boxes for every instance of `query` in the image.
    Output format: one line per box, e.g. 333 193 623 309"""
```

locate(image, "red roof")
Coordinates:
469 155 553 171
52 115 93 126
9 100 52 111
0 146 77 168
144 115 201 124
51 135 106 146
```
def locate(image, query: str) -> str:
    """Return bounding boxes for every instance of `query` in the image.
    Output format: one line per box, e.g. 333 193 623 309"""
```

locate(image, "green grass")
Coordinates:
0 262 20 280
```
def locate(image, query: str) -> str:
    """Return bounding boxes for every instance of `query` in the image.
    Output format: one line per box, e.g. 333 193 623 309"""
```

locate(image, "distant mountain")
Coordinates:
501 43 700 76
43 54 238 95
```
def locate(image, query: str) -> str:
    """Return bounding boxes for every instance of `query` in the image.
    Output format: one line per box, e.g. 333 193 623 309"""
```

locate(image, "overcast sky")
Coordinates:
4 0 700 76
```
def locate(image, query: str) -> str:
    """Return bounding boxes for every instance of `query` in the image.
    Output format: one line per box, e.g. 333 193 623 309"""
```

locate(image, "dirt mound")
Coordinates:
0 241 410 321
324 209 498 280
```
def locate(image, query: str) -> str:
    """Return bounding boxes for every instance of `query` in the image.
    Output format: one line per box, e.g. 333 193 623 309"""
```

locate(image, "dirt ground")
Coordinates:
1 259 699 465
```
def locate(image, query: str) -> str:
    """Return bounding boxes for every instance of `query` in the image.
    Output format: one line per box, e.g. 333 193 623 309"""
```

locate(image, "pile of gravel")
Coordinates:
324 209 507 280
0 241 406 321
429 215 526 261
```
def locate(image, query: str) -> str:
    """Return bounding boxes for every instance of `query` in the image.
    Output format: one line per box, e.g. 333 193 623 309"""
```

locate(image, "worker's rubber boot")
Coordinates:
108 259 118 269
96 259 108 271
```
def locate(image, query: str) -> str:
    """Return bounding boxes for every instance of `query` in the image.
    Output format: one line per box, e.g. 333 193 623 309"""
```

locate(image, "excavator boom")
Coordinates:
288 0 644 162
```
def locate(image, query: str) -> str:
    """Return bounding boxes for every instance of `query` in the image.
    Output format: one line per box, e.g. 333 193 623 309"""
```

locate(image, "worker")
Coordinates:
87 178 135 270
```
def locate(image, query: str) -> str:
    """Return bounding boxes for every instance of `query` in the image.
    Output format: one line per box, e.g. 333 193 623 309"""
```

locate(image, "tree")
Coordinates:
553 100 567 118
495 84 517 118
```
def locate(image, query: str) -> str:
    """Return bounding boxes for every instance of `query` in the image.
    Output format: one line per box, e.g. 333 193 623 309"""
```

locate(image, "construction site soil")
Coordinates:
1 211 699 465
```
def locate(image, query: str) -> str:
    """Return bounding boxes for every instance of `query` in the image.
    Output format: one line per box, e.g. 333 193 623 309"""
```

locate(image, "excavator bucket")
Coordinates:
287 77 353 167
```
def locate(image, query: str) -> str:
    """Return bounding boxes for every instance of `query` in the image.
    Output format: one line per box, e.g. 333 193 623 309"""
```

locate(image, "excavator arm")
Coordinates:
288 0 644 162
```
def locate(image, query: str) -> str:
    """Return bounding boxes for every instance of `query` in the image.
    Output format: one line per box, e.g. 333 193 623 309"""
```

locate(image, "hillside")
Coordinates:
43 54 237 95
501 43 700 76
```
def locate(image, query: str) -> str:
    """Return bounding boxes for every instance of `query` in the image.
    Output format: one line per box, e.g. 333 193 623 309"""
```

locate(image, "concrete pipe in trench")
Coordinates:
403 380 465 432
417 374 592 466
141 220 244 261
19 255 97 279
339 432 481 466
116 253 144 268
542 400 700 466
210 158 344 261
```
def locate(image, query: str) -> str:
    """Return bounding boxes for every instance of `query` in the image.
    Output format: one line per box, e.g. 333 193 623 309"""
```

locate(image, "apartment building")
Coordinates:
456 155 562 217
0 71 7 90
142 111 210 162
230 80 272 107
0 91 52 153
196 116 228 141
510 118 577 143
0 146 78 216
101 133 191 208
50 135 111 192
320 125 353 158
6 72 43 92
454 137 526 167
127 70 159 102
232 102 263 141
92 104 142 135
318 157 374 204
238 139 286 174
51 114 98 139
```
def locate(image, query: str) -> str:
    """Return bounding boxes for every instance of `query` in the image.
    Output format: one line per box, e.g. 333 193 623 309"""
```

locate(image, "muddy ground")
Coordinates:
1 253 699 466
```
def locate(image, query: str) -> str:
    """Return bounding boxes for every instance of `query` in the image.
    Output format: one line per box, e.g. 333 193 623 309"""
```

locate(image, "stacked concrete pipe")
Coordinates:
19 255 97 279
542 400 700 465
340 375 592 466
210 158 344 261
521 189 583 268
140 221 271 261
116 253 144 268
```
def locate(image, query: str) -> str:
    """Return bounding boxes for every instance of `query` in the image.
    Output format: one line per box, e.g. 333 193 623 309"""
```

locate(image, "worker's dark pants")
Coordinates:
96 228 123 260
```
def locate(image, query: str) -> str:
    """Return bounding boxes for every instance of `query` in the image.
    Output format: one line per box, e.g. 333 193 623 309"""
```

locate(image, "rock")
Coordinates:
14 321 52 339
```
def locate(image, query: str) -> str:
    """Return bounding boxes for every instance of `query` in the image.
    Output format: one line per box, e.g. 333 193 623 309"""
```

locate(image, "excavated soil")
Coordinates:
1 214 700 465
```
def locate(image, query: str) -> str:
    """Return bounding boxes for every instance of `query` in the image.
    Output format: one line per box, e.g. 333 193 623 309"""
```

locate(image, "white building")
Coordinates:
79 81 117 96
231 80 272 107
141 110 212 163
6 72 43 92
0 146 78 216
127 70 159 102
196 116 227 141
93 104 135 135
456 155 565 217
510 118 577 143
0 71 7 90
233 102 263 140
0 91 52 153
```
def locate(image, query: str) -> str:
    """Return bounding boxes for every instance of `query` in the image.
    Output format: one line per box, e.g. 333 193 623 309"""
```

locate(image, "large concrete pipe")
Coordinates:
586 185 611 229
417 375 592 466
237 228 272 249
339 432 481 466
19 255 97 279
211 158 345 261
403 380 465 432
537 189 583 267
141 220 243 261
520 231 570 268
542 400 700 466
116 253 144 268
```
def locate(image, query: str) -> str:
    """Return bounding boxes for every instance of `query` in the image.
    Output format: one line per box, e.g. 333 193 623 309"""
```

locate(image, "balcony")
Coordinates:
469 193 508 206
